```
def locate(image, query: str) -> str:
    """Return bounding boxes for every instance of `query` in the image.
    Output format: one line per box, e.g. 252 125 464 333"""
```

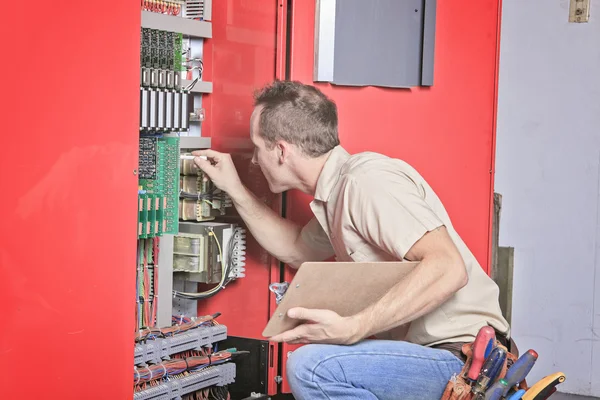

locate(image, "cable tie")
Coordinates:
147 365 153 381
134 368 140 386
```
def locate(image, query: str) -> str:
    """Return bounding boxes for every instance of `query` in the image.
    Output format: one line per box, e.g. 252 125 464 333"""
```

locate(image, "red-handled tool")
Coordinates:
467 326 496 381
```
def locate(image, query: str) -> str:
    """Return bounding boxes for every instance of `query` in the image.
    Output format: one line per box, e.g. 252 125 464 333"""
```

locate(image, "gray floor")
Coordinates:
553 393 599 400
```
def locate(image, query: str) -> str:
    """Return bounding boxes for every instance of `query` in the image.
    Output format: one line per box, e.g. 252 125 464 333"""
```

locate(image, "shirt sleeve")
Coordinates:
299 217 335 260
345 171 445 260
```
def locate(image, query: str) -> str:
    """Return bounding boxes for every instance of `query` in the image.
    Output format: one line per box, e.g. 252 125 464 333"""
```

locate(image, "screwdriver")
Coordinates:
521 372 566 400
501 350 538 396
480 378 508 400
467 326 496 381
472 347 507 395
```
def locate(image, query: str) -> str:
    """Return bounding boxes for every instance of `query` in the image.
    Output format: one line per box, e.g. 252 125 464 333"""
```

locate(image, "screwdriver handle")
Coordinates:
473 347 507 394
468 326 496 381
503 350 538 395
484 379 508 400
521 372 566 400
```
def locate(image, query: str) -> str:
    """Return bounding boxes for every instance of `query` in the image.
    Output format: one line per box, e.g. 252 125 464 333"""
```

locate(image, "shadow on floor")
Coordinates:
552 393 599 400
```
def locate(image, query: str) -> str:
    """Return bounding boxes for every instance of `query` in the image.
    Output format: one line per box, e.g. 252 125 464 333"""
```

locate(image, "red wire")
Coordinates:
143 240 150 327
151 237 159 327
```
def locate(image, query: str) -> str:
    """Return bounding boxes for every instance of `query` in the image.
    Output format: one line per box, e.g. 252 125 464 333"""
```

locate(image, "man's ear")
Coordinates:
276 141 289 164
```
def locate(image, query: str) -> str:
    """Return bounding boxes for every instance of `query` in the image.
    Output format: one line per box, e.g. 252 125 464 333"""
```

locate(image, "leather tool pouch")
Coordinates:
439 340 528 400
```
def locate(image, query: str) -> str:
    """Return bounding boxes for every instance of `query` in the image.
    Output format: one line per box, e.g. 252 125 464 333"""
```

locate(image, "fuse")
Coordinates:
141 67 151 87
140 88 149 129
165 91 174 130
151 68 159 88
149 89 158 129
181 92 189 130
157 90 166 129
158 69 166 89
166 70 175 89
173 91 181 130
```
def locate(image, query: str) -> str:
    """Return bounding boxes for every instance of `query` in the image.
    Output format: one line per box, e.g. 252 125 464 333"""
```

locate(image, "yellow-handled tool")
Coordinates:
522 372 566 400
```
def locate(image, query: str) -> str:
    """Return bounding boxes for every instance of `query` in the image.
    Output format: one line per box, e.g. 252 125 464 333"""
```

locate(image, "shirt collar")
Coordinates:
314 145 351 202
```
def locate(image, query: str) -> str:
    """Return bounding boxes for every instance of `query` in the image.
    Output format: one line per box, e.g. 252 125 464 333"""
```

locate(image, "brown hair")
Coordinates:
253 80 340 157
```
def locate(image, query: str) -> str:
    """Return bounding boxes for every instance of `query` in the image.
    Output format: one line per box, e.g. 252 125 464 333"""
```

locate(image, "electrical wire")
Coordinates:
151 237 159 327
135 313 221 343
183 59 203 91
179 190 228 201
133 350 234 386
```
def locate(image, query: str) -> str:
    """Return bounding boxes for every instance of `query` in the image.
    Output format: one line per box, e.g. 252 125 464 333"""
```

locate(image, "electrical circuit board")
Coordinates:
138 137 180 238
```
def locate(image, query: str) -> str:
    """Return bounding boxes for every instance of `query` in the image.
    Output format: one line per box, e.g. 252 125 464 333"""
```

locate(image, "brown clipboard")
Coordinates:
262 261 419 338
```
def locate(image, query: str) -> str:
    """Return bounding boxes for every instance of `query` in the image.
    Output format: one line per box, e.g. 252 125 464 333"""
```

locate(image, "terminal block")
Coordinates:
134 363 236 400
134 324 227 365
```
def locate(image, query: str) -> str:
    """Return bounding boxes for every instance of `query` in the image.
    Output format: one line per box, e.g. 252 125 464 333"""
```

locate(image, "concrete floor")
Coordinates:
553 393 599 400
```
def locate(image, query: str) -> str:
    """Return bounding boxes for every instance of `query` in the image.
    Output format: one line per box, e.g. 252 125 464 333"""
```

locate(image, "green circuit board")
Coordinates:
138 137 180 238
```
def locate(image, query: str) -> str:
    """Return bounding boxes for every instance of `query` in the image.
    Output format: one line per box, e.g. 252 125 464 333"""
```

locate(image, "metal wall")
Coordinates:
0 1 141 399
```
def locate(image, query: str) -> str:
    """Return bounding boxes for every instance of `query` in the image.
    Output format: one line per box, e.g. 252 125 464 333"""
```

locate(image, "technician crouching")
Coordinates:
192 80 509 400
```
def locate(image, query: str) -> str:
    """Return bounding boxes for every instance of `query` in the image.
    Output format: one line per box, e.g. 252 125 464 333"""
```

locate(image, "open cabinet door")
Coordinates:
196 0 288 396
0 1 140 399
279 0 503 394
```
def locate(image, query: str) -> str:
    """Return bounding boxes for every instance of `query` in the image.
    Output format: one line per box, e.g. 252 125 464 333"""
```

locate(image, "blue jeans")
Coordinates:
286 340 464 400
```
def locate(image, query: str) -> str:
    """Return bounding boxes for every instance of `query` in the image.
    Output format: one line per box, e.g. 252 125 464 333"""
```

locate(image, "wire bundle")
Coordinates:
141 0 182 15
136 238 159 330
135 313 220 343
133 350 232 387
184 58 203 91
179 190 228 202
181 386 231 400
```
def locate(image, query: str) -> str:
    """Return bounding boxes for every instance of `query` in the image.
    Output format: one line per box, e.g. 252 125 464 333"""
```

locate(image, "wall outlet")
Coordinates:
569 0 590 23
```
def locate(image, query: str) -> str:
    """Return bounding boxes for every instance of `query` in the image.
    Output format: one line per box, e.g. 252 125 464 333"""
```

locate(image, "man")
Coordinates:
193 80 510 399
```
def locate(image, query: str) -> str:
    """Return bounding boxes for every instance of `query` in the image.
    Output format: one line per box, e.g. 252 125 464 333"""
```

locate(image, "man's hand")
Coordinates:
192 149 244 198
270 307 365 345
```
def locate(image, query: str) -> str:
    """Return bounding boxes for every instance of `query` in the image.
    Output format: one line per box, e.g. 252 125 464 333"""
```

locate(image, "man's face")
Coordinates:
249 106 292 193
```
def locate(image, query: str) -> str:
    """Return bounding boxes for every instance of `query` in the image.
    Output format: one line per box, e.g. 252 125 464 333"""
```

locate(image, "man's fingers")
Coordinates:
270 325 311 343
191 149 222 158
287 307 329 323
193 156 215 173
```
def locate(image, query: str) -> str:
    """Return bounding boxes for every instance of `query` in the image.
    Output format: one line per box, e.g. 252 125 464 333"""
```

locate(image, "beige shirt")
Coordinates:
301 146 510 346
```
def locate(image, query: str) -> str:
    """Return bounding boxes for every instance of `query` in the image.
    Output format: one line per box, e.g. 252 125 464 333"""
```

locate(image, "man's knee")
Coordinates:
286 344 323 382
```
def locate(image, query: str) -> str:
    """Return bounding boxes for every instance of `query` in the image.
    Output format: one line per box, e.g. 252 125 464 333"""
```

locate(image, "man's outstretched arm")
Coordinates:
193 149 332 268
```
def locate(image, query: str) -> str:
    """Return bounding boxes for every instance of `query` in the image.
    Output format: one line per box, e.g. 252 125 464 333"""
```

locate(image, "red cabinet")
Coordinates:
0 0 502 397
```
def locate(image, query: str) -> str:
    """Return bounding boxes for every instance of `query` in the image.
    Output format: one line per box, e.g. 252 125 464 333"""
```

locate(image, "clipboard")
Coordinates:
262 261 419 338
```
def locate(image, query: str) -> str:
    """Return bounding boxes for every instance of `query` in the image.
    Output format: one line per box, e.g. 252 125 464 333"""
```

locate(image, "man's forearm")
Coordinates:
229 185 304 267
352 256 468 339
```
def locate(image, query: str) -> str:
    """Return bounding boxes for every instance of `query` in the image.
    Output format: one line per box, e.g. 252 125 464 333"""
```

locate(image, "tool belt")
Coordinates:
440 337 528 400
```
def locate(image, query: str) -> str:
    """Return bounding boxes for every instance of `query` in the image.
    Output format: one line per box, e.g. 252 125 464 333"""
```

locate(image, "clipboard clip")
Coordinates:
268 282 290 304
